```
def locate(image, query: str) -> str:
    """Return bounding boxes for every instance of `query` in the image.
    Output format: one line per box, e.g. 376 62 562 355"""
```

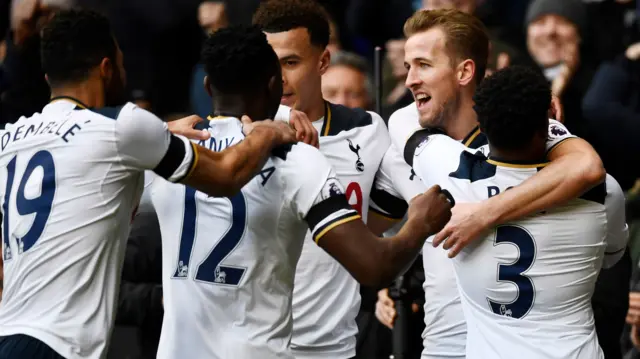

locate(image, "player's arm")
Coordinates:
283 144 451 287
432 121 606 256
309 186 451 287
479 136 604 226
118 105 297 198
602 174 629 269
183 121 295 196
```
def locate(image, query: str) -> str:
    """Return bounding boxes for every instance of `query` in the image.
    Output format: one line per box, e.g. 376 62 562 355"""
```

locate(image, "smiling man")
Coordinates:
374 9 607 359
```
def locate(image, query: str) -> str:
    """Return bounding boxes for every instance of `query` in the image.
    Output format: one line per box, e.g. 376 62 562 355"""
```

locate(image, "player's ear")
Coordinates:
99 57 113 82
457 59 475 86
318 48 331 76
203 76 213 98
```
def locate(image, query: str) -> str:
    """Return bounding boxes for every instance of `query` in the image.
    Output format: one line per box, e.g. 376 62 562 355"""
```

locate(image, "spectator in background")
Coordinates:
524 0 596 137
322 51 373 110
0 0 56 127
190 1 227 119
582 42 640 192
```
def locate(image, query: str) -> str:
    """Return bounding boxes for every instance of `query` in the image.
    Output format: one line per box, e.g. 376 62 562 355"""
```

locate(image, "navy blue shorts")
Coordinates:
0 334 64 359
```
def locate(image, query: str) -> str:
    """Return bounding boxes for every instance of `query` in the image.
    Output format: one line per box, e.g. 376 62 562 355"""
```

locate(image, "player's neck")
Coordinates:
443 99 478 141
488 145 546 164
50 81 105 109
212 96 262 122
305 94 326 123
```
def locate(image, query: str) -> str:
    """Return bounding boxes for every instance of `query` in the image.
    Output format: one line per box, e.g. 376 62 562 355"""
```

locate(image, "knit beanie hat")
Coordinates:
525 0 588 38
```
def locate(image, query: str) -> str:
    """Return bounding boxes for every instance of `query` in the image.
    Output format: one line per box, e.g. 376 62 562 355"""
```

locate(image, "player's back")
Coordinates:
0 99 147 359
388 103 580 359
152 117 342 359
413 134 626 359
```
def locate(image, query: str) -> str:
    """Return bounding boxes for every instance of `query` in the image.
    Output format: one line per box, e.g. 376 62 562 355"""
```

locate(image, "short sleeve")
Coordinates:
388 103 421 154
602 174 629 269
115 104 196 182
545 120 577 153
371 146 425 219
274 105 292 124
276 143 360 243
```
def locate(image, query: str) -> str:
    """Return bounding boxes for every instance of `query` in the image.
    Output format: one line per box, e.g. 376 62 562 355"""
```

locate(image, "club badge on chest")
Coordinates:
347 139 364 173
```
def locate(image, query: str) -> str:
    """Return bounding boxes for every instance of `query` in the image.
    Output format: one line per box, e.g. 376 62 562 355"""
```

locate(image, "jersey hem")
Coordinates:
290 347 356 359
0 327 85 359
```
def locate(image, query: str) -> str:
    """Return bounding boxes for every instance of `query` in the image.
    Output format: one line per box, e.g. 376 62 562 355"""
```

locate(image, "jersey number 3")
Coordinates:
2 151 56 261
171 187 247 286
487 225 536 319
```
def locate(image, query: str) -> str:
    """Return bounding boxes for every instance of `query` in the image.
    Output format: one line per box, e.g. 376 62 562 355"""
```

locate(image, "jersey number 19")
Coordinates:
2 151 56 261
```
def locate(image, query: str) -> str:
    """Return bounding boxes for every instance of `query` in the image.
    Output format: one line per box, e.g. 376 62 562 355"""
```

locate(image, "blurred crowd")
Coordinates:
2 0 640 358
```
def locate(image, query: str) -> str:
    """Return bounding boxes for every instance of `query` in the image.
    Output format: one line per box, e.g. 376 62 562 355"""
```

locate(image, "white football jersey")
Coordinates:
410 134 627 359
0 98 195 359
385 103 578 359
288 103 401 359
151 116 360 359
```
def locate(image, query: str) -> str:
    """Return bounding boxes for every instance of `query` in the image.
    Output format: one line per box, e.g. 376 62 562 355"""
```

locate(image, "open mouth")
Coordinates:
415 93 431 110
281 94 294 104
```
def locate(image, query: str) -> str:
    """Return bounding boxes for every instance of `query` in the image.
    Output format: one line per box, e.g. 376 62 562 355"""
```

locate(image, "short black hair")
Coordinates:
41 9 117 86
201 25 279 94
253 0 330 49
473 66 551 151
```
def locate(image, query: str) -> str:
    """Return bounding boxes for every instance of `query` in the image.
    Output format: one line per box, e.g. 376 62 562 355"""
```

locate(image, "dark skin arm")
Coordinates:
317 186 452 287
181 118 297 197
366 211 401 236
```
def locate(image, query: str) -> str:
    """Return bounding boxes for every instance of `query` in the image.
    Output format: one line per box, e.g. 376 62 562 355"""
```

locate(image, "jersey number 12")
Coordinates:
171 187 247 286
2 151 56 261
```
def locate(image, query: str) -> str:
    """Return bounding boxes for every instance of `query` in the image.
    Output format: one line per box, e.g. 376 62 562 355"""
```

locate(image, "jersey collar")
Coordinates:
49 96 88 110
207 115 232 121
486 156 549 169
462 126 481 147
319 102 332 137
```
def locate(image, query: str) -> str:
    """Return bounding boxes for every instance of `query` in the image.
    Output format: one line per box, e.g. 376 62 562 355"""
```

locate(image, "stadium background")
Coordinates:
2 0 640 358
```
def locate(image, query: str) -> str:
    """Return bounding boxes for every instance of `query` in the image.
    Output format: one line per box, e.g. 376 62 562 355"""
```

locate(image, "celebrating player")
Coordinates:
375 9 607 359
0 10 299 359
151 25 452 359
252 1 420 358
405 65 627 359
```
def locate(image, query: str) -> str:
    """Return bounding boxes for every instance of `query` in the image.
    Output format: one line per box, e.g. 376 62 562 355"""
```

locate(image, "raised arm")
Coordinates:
281 142 452 287
118 105 297 199
183 120 295 197
433 136 605 256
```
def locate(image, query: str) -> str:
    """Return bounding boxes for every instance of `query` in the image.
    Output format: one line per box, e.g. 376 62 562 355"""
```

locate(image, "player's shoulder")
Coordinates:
82 102 138 121
389 102 418 123
388 102 418 131
273 142 332 176
273 142 324 164
547 119 570 137
272 143 334 198
408 132 463 163
325 102 381 136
